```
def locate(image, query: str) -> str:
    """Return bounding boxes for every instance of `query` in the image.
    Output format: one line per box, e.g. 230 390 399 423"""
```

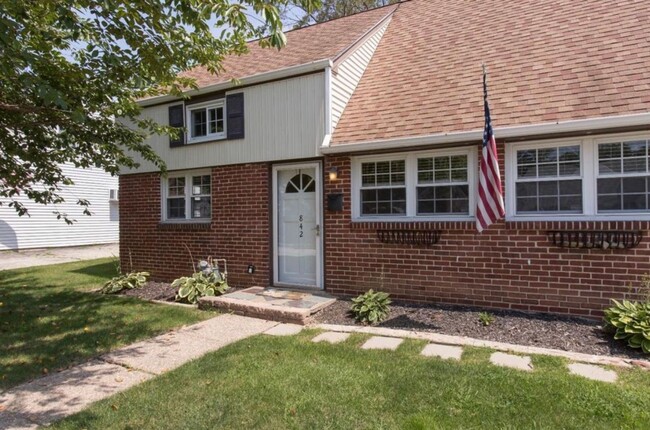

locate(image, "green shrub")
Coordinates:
604 299 650 354
173 272 229 304
478 312 495 327
100 272 149 294
351 289 391 325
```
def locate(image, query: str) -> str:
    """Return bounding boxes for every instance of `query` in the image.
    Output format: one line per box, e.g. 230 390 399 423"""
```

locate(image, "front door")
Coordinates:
273 163 322 289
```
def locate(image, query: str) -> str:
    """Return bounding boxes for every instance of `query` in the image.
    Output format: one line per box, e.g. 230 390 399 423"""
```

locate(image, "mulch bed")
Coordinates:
120 281 177 302
312 299 646 360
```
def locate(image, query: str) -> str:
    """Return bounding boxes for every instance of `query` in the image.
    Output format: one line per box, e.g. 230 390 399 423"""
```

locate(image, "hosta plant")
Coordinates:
604 299 650 354
173 271 229 304
351 289 391 325
100 272 149 294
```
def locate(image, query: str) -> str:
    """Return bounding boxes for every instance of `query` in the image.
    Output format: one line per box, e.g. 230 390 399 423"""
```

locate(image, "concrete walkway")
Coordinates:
0 243 119 271
0 314 277 429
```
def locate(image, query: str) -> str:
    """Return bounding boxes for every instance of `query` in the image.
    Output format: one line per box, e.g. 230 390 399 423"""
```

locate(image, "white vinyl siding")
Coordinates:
505 132 650 220
0 164 119 250
331 18 390 130
122 73 326 174
351 148 476 221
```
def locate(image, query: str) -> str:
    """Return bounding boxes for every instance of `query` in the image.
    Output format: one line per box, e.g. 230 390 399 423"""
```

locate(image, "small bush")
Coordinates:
100 272 149 294
351 289 391 325
604 299 650 354
478 312 495 327
173 272 228 304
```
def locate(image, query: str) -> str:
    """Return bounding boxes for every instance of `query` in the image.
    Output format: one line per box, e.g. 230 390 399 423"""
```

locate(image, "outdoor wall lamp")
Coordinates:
328 166 339 181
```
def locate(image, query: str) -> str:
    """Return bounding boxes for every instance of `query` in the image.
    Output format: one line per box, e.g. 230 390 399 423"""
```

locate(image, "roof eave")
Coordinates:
322 112 650 154
138 58 333 107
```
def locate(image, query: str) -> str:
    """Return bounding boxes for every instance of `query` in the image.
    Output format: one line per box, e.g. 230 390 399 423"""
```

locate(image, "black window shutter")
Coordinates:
168 104 185 147
226 93 245 140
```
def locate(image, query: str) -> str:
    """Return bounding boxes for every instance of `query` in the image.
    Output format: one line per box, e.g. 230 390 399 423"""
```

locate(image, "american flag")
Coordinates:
476 66 505 232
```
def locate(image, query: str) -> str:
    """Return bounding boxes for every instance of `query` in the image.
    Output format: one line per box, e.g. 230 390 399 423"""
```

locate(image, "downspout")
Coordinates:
320 63 333 150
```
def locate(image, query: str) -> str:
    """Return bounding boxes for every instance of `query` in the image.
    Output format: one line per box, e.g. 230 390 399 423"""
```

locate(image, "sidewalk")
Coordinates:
0 243 119 271
0 314 277 429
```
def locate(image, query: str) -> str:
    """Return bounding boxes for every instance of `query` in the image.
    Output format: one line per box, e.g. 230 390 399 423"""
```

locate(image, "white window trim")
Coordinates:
351 147 476 222
185 99 226 144
161 169 212 223
505 131 650 221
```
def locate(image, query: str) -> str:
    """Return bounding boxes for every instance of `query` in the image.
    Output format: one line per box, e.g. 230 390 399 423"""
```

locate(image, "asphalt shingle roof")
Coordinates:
332 0 650 144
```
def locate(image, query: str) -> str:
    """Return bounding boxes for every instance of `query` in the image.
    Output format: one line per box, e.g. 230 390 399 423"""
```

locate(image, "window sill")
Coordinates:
157 221 211 231
186 135 227 145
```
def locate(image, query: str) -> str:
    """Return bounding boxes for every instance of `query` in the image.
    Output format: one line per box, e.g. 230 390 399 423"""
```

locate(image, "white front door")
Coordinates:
273 163 322 289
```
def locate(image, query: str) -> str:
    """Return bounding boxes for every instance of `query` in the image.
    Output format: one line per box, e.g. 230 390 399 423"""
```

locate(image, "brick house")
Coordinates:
121 0 650 318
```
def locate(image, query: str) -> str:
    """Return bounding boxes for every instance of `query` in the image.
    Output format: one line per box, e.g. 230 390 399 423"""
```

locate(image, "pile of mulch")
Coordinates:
120 282 177 302
313 300 646 360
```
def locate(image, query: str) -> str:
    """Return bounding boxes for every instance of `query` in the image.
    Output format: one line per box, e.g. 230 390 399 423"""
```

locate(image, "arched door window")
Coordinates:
285 172 316 193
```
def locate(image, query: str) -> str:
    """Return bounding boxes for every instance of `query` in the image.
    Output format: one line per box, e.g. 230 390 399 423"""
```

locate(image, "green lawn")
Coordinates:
0 258 210 390
53 330 650 430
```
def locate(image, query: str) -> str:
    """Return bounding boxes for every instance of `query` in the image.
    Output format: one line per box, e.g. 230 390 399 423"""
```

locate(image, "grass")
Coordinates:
53 330 650 430
0 258 210 390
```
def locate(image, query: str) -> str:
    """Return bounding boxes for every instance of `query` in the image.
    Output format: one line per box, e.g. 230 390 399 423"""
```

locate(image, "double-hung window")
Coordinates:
506 134 650 219
163 171 212 222
353 148 476 220
597 139 650 212
186 100 226 143
513 143 582 214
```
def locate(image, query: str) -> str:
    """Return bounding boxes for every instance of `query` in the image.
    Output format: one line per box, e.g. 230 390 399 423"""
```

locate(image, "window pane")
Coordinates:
191 110 207 137
517 165 537 178
623 141 646 157
558 146 580 161
538 181 558 196
516 197 537 212
538 148 557 163
623 158 646 173
598 178 621 194
623 194 646 210
192 175 211 195
598 195 621 211
168 177 185 197
191 196 211 218
516 182 537 197
599 159 621 174
167 198 185 219
559 180 581 195
538 163 558 177
559 195 582 212
517 149 536 165
623 177 645 193
599 143 621 160
539 197 558 211
559 162 580 176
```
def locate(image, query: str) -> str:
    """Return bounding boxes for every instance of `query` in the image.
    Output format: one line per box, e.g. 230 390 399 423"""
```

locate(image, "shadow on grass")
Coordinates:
0 259 202 391
68 260 118 279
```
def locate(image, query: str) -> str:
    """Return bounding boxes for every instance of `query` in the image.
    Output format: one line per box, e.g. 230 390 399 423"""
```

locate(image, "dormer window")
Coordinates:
186 100 226 143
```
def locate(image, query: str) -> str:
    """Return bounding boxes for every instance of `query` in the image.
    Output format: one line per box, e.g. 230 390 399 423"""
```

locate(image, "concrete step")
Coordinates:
199 287 336 325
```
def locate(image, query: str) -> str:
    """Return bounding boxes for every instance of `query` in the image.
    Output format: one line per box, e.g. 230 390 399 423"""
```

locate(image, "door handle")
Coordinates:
312 225 320 236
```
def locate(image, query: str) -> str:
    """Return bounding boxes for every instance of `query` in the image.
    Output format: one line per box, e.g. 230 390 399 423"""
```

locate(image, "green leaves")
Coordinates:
604 299 650 354
100 271 150 294
0 0 320 221
173 271 229 304
350 289 391 325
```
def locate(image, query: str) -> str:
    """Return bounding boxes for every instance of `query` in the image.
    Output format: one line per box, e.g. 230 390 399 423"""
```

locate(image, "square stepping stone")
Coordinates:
568 363 617 383
264 323 303 336
312 332 350 344
490 352 533 371
421 343 463 360
361 336 403 351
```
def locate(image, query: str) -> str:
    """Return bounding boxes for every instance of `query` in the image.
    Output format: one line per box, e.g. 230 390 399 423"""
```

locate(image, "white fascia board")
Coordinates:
321 112 650 154
139 59 333 107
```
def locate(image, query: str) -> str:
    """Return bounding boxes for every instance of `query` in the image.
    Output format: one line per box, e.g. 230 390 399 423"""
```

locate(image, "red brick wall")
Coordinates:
119 163 270 287
323 153 650 318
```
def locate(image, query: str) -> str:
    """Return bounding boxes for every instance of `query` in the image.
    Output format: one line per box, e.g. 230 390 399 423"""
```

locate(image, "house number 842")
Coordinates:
299 215 303 238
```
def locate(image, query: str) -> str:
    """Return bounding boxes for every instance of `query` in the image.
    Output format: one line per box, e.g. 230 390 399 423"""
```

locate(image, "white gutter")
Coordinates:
321 65 333 149
139 59 333 107
321 112 650 154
